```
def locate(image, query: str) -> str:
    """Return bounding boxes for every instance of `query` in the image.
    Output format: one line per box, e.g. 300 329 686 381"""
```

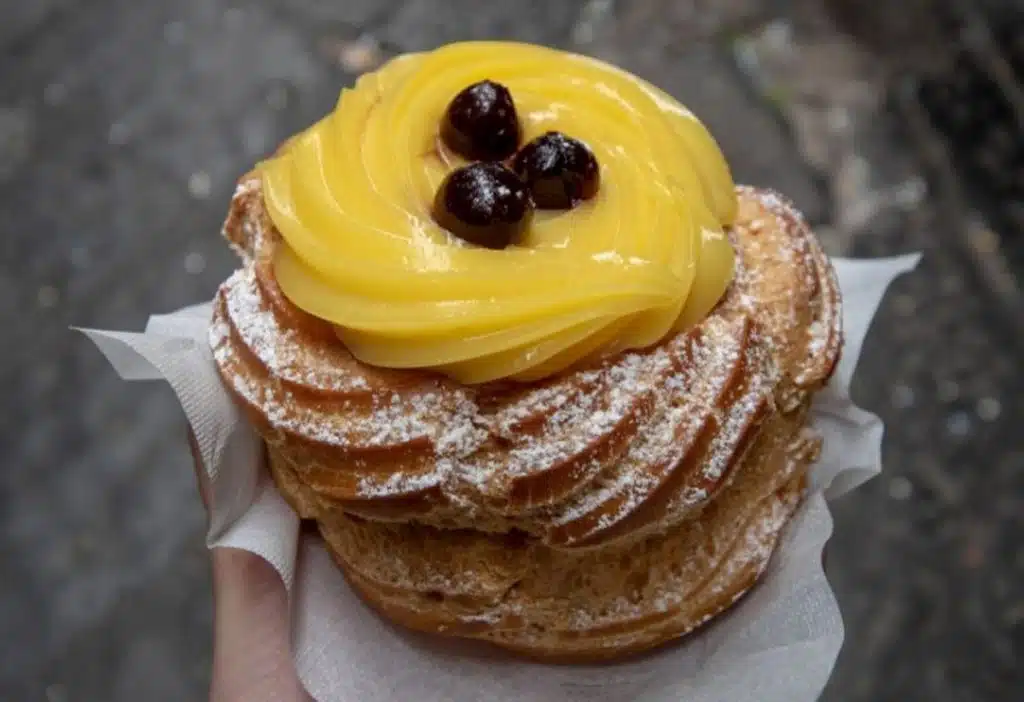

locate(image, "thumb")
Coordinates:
210 548 312 702
188 429 311 701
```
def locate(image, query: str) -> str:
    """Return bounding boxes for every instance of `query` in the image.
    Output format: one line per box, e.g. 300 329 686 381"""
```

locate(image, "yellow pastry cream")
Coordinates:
259 41 737 384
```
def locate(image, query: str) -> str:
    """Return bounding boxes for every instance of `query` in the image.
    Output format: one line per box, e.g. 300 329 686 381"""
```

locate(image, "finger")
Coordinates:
210 548 312 702
187 428 310 700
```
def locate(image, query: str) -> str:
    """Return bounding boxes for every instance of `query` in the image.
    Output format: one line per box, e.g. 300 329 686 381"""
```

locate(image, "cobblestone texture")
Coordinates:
1 1 1021 700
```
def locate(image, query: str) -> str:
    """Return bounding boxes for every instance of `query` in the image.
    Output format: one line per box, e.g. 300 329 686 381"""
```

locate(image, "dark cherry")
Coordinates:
432 163 533 249
512 131 600 209
440 80 521 161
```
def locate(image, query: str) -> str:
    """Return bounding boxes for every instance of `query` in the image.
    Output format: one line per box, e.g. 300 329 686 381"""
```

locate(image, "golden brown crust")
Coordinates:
336 484 792 663
211 176 842 660
267 404 814 661
305 405 814 661
210 179 841 545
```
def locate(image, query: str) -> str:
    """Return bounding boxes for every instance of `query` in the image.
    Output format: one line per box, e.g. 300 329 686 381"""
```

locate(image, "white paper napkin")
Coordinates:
81 253 919 702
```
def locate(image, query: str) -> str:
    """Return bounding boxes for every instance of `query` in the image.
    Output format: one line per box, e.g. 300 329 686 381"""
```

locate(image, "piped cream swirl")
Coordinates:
260 41 737 383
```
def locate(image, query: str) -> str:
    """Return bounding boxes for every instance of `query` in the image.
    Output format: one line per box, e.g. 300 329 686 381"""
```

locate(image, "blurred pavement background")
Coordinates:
1 0 1022 700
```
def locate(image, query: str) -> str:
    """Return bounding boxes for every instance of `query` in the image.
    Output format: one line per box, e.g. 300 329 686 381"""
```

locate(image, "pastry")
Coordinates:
209 41 842 661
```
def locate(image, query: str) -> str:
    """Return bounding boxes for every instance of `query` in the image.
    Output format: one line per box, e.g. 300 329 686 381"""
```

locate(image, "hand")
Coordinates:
189 432 312 702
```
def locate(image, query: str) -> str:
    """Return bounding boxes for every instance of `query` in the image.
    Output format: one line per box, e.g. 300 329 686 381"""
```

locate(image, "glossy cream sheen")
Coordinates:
259 41 737 383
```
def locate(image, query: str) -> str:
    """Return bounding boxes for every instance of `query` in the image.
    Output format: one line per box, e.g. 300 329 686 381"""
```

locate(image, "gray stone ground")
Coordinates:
1 1 1022 700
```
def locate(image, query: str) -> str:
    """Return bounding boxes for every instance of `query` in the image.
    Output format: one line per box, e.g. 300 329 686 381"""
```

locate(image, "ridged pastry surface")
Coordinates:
209 174 842 659
274 405 817 661
211 178 841 548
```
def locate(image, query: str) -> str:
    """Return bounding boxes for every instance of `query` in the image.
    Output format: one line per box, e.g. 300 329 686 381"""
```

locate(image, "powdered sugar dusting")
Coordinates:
213 287 487 462
357 469 442 498
458 481 794 640
546 314 773 541
494 380 594 435
504 355 654 479
732 186 842 392
223 266 369 393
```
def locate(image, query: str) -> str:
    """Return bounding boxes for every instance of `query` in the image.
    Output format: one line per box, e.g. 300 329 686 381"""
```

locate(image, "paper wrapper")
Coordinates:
81 254 918 702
